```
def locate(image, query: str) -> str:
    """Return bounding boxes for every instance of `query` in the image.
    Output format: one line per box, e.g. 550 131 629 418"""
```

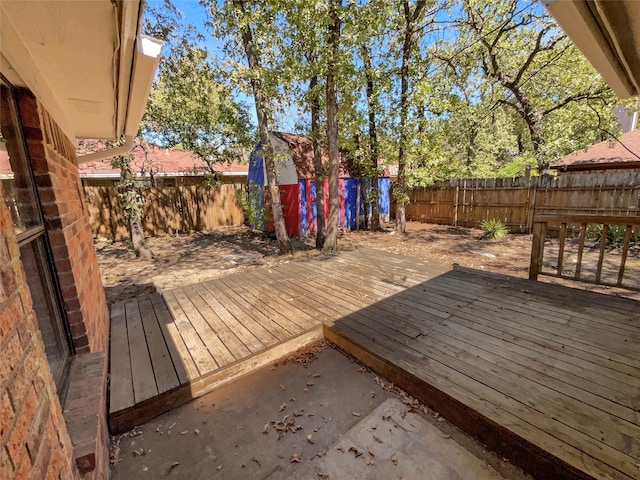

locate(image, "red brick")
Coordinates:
1 267 18 298
0 332 22 390
0 446 13 476
0 294 23 343
0 389 14 444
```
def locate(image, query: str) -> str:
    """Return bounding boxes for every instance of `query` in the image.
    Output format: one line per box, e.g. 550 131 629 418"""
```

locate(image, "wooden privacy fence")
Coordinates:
83 184 245 240
399 172 640 233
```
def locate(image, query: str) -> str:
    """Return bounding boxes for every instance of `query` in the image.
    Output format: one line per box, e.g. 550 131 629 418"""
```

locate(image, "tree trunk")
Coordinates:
396 1 412 234
324 0 341 251
360 43 380 230
130 218 153 260
309 72 326 250
235 0 292 254
116 155 153 260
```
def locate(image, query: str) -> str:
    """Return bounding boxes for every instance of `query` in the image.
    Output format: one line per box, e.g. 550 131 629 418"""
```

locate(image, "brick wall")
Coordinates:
0 180 78 479
1 87 111 479
16 89 109 353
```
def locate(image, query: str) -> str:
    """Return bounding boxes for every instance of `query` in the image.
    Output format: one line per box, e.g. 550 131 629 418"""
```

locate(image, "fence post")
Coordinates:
526 176 538 234
529 220 546 280
453 184 459 226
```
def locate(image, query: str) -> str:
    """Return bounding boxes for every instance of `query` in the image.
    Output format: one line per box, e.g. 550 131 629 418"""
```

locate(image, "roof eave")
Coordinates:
544 0 640 98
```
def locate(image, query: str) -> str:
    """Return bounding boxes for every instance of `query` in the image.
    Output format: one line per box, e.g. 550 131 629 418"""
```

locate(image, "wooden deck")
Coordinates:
108 247 640 480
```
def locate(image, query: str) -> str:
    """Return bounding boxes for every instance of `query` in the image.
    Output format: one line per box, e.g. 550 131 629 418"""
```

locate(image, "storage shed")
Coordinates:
248 132 390 237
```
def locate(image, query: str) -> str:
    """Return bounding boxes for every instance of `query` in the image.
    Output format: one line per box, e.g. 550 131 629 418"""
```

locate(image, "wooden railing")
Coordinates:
529 214 640 291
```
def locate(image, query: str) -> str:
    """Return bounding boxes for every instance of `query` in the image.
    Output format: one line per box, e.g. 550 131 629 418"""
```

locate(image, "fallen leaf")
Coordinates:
373 435 383 444
290 453 302 463
352 412 361 417
279 402 287 412
358 367 367 373
169 461 179 471
306 434 314 444
348 447 362 458
442 434 451 439
391 455 398 465
367 447 375 457
294 410 304 417
313 374 322 378
194 429 200 435
216 465 222 470
280 384 286 391
365 456 375 466
179 430 188 435
337 446 345 453
261 423 270 434
133 448 146 456
318 473 329 479
315 449 327 458
306 381 315 387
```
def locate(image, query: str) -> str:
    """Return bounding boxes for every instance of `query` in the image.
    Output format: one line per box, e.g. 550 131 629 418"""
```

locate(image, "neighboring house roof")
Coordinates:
77 141 248 179
550 129 640 171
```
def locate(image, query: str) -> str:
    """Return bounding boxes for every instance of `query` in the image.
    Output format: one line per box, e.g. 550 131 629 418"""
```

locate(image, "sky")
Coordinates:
145 0 261 128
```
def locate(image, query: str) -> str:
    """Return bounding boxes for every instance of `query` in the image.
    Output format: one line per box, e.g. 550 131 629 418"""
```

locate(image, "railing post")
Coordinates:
529 221 546 280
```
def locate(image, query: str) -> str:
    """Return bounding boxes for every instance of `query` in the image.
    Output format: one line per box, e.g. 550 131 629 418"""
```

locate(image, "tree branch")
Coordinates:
542 88 607 116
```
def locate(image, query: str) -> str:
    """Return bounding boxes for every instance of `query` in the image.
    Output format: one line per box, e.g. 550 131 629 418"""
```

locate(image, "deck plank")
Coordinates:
220 272 319 331
180 284 251 361
124 299 158 404
191 282 264 353
149 292 196 384
137 296 180 394
109 301 134 413
162 289 218 375
171 287 236 368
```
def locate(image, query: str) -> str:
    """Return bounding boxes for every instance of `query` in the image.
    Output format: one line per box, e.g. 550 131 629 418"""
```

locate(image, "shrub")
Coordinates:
481 218 508 240
235 188 265 228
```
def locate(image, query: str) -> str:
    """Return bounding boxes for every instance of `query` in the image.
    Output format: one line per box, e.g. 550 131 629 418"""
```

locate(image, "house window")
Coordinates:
1 79 72 391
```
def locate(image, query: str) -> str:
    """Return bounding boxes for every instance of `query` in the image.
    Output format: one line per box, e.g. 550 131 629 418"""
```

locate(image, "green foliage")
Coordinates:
140 0 620 193
587 224 640 247
142 1 254 169
235 187 265 229
480 218 508 240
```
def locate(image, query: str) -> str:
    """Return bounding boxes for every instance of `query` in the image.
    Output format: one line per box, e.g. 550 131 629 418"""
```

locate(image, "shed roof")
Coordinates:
550 129 640 171
77 140 248 178
271 132 391 179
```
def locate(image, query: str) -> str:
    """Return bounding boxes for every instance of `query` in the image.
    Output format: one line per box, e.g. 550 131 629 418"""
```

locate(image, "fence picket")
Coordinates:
396 172 640 233
82 184 245 240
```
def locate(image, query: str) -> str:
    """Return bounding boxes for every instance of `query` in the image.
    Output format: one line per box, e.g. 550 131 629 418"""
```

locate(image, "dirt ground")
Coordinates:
96 222 538 305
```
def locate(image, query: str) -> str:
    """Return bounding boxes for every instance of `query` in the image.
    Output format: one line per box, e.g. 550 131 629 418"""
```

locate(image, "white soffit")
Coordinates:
544 0 640 98
0 1 161 143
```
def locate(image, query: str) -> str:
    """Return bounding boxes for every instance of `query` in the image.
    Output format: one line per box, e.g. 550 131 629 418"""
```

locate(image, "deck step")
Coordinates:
109 288 323 435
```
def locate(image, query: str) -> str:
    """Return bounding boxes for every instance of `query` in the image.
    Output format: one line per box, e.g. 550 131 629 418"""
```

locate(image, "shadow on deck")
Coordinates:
108 247 640 480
